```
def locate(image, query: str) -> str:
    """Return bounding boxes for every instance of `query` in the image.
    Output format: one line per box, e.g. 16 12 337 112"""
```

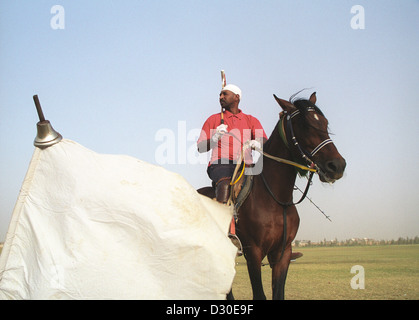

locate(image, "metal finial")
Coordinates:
33 95 63 148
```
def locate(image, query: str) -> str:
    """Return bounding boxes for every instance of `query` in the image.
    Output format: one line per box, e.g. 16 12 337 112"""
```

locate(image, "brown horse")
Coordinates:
198 92 346 300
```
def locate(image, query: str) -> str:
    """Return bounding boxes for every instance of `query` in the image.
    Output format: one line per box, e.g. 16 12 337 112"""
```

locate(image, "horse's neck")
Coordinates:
263 123 290 158
260 123 297 201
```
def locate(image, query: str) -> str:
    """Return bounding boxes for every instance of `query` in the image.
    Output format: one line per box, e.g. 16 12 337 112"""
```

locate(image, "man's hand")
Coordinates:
211 124 228 142
246 139 261 150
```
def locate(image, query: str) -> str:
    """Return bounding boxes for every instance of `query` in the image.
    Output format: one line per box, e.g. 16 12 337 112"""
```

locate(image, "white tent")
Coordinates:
0 139 236 299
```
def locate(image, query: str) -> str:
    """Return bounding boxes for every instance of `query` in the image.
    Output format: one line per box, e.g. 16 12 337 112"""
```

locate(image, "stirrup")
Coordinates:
228 233 243 256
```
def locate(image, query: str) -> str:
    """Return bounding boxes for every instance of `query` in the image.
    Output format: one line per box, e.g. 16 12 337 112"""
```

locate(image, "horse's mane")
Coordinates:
289 88 325 119
291 98 325 119
291 98 329 135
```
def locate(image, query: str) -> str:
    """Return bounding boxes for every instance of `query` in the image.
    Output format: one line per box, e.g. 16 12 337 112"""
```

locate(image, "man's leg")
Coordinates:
207 162 235 204
215 177 231 204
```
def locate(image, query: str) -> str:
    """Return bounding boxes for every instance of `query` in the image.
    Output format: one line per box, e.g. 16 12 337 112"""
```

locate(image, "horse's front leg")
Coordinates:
244 246 266 300
269 245 292 300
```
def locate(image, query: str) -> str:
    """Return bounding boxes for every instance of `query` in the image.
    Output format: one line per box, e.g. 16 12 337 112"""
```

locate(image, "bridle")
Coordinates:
282 107 334 173
260 106 335 204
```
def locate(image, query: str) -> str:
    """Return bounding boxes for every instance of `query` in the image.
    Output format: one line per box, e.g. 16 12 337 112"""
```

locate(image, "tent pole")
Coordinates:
33 95 46 122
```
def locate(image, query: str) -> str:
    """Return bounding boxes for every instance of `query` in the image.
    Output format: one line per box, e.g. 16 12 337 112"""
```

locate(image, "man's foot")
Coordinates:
291 252 303 261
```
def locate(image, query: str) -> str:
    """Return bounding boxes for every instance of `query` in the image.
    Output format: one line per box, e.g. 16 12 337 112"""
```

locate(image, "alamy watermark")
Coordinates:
50 5 65 30
49 5 365 31
350 5 365 30
155 121 204 165
154 121 264 175
350 265 365 289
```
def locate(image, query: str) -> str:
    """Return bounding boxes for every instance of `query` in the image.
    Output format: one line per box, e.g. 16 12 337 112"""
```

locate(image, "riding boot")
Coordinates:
215 177 231 204
215 178 243 255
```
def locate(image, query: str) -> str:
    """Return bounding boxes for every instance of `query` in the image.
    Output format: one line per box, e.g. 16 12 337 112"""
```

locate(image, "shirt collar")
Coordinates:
224 109 243 118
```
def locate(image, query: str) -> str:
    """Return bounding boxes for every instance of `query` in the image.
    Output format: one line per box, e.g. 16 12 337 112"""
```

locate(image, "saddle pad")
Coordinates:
232 174 254 212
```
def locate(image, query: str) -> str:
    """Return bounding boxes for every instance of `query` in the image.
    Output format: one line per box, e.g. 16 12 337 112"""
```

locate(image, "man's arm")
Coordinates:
197 123 227 153
197 139 212 153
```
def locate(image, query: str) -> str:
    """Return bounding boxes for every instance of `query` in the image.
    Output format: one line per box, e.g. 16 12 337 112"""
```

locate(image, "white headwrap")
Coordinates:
221 84 242 99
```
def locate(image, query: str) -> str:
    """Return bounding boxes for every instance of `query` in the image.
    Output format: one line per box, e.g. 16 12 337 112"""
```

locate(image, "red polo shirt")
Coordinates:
197 109 267 166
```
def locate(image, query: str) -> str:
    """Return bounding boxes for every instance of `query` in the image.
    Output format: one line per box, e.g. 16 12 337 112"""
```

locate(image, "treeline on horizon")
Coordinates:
2 236 419 252
293 236 419 247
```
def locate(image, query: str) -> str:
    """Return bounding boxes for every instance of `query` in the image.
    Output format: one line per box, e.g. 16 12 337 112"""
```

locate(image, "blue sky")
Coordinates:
1 0 418 242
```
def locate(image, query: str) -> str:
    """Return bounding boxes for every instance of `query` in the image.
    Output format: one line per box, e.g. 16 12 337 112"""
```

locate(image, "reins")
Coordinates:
228 109 322 187
225 108 324 187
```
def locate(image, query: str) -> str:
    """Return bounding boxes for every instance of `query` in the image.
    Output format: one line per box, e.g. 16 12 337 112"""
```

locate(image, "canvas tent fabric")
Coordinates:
0 139 236 299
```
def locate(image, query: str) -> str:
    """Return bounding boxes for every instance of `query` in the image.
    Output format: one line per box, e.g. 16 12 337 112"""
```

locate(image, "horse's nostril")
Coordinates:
325 158 346 175
326 160 337 173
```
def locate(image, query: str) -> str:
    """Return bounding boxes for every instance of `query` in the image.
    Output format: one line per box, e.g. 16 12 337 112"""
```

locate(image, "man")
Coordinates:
197 84 267 204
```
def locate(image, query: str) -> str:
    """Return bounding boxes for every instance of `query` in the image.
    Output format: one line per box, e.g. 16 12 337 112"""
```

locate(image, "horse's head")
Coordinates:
273 92 346 183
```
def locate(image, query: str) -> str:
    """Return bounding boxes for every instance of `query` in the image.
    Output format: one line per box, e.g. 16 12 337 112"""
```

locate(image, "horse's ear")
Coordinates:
273 94 295 112
309 92 317 105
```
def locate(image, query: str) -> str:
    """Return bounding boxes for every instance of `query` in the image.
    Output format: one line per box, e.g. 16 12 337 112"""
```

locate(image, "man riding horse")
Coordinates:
197 84 267 204
196 84 304 263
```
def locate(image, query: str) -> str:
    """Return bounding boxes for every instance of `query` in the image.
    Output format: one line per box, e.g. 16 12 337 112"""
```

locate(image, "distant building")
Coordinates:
293 240 312 247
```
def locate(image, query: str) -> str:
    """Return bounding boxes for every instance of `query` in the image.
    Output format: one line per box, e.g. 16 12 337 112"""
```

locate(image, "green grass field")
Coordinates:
232 245 419 300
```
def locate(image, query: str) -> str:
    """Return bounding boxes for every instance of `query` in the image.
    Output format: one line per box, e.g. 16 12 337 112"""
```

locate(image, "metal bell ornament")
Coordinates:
33 95 63 148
